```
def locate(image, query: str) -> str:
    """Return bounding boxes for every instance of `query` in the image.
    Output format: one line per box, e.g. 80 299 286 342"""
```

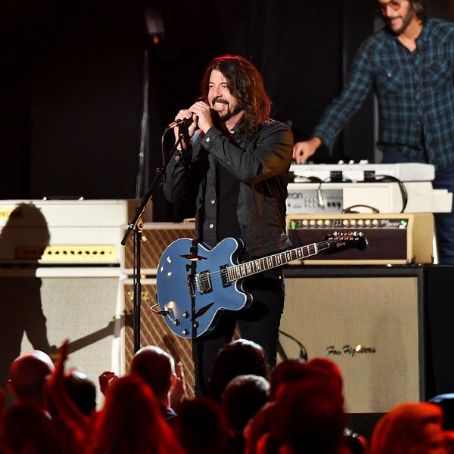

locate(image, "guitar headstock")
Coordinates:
323 231 368 253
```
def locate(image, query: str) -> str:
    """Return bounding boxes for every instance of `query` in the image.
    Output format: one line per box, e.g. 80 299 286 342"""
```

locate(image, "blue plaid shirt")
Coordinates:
314 18 454 170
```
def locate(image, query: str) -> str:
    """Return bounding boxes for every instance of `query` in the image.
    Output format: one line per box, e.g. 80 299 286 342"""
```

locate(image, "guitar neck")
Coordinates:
226 240 331 282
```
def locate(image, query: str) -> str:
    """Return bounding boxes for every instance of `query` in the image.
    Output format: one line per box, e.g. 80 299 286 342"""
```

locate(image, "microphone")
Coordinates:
167 117 194 129
167 98 208 129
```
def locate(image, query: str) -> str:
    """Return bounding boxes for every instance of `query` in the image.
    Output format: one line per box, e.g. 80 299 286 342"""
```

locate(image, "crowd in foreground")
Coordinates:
1 339 453 453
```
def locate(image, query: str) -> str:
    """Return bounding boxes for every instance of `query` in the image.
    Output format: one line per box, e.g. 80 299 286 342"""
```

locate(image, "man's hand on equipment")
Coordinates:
292 137 322 164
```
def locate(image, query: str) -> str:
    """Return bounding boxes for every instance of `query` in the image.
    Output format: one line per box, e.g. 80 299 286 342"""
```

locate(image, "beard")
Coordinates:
386 6 416 35
211 97 244 121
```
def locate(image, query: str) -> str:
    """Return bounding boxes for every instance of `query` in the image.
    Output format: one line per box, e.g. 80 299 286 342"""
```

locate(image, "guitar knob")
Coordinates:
182 311 189 318
172 319 180 326
193 321 199 329
182 329 189 336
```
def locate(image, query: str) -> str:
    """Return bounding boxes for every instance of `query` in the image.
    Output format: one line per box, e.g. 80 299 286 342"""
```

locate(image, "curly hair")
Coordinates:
200 55 271 137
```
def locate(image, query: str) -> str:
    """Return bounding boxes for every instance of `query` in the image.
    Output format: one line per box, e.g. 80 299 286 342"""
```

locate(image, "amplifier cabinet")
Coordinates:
122 222 195 275
281 266 425 414
286 213 434 265
0 267 124 406
0 199 150 265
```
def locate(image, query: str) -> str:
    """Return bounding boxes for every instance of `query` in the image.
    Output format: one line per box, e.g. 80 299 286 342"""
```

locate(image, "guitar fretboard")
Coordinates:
226 240 331 282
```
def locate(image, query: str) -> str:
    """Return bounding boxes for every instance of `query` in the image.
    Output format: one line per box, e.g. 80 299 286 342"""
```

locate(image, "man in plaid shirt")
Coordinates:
293 0 454 264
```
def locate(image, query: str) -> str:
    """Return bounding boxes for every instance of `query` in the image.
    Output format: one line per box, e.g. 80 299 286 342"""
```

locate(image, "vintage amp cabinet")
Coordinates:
286 213 434 265
122 222 196 275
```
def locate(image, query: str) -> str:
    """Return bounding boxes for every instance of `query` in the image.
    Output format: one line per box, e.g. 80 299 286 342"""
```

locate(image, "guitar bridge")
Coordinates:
195 271 212 294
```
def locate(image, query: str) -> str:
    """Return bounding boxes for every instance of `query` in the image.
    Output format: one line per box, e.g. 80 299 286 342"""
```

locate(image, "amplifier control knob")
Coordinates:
302 220 308 226
358 219 364 226
351 220 357 226
317 220 323 226
343 220 349 226
324 220 331 226
372 219 379 226
365 220 371 226
310 220 316 226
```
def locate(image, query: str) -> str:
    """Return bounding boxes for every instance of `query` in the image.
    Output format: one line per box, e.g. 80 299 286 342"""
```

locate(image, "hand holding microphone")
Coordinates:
187 98 213 134
171 109 198 151
171 99 213 131
171 98 213 150
167 117 194 129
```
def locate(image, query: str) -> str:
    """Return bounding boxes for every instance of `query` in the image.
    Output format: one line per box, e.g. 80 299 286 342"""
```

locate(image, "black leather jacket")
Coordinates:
163 119 293 258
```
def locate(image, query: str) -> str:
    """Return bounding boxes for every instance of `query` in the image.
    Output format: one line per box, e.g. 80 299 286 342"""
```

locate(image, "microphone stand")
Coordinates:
122 128 187 353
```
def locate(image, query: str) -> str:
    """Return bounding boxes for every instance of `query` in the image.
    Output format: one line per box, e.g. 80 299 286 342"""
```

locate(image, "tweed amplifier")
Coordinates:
286 213 434 265
122 222 196 274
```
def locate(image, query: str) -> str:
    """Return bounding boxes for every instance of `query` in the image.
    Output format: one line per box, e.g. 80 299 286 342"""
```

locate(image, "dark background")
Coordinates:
1 0 453 220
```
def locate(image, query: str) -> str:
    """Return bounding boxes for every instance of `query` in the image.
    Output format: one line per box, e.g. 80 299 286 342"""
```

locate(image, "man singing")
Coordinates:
163 55 293 395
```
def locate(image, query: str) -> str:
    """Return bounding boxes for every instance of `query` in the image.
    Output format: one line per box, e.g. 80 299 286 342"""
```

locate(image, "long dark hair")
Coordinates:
200 55 272 137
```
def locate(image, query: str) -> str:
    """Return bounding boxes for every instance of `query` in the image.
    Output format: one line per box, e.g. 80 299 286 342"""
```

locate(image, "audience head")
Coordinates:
130 345 175 403
208 338 269 401
269 359 307 400
8 350 54 406
270 376 346 454
89 375 183 454
307 357 343 387
174 397 230 454
62 368 97 416
244 401 276 454
370 402 447 454
270 357 343 402
222 374 270 433
3 403 59 454
430 394 454 431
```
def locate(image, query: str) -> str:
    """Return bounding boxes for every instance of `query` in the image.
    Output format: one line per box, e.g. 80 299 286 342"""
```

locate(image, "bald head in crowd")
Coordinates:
130 346 176 403
8 350 54 406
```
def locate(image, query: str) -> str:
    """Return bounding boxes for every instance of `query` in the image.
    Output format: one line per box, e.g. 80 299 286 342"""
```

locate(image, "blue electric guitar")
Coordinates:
156 233 367 338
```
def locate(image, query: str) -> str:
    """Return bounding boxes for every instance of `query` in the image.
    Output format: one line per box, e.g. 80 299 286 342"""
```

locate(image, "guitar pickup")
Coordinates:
196 271 212 294
220 265 231 288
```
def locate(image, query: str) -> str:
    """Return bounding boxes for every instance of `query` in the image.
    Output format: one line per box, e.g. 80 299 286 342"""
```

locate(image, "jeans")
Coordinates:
382 150 454 265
